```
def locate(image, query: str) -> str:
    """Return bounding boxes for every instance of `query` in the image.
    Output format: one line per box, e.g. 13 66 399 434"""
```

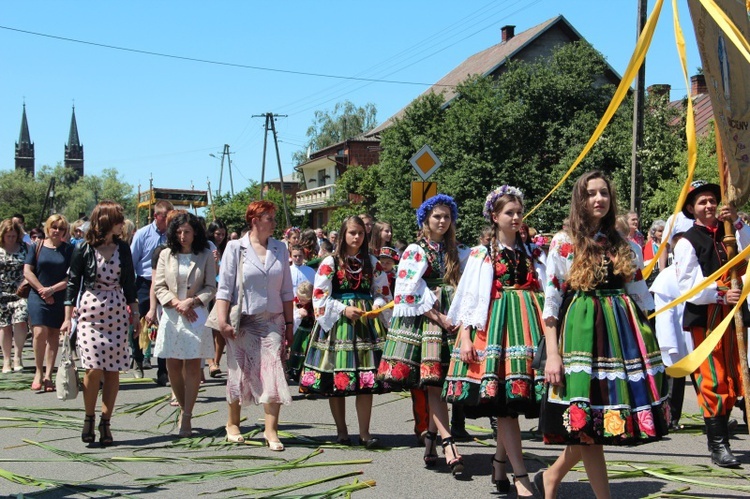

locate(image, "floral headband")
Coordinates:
416 193 459 228
483 185 524 221
284 226 300 239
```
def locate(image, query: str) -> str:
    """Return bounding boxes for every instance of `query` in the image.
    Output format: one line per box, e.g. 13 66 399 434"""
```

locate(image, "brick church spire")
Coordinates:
15 103 35 176
65 105 84 178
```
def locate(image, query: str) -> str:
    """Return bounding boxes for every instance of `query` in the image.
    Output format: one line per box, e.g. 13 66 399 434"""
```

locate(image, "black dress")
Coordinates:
25 242 73 328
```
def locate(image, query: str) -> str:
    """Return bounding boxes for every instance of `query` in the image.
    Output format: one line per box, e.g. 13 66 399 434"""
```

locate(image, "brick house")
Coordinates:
294 136 380 228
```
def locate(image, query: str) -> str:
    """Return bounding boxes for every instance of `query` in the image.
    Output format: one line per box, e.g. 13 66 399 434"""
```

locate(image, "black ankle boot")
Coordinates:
705 416 740 468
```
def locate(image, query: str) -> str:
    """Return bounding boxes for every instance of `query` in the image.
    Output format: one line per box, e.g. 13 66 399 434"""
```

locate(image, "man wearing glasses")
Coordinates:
130 201 173 382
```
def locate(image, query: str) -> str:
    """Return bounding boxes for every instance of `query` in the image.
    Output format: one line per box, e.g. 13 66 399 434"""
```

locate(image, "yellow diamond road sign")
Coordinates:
409 144 441 181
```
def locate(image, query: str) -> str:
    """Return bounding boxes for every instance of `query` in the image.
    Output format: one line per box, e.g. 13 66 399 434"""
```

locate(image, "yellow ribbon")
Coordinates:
665 0 750 377
666 272 750 377
525 0 665 219
643 0 699 280
698 0 750 65
649 242 750 319
360 301 394 319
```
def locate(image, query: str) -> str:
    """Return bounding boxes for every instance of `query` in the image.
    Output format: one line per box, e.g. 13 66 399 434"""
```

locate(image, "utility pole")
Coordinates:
631 0 647 214
253 112 291 227
210 144 234 197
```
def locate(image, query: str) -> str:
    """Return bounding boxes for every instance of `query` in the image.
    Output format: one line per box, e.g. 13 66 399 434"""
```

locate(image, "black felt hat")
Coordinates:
682 180 721 219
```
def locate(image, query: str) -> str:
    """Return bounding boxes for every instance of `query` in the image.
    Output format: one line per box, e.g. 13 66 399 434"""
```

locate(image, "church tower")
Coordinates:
64 106 84 178
15 104 35 176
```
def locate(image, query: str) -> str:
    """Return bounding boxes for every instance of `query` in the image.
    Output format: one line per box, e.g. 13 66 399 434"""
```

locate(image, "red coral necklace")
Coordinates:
345 255 363 290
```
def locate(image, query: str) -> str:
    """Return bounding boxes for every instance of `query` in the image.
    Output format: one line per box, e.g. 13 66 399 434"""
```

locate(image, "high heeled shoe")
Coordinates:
491 456 511 494
513 473 537 498
263 432 284 451
533 469 547 498
441 436 464 477
81 414 96 443
98 417 113 447
225 425 245 443
423 431 438 467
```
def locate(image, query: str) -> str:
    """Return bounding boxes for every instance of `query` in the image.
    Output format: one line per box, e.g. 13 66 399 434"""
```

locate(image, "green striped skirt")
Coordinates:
444 288 545 418
540 289 670 446
299 293 387 397
286 320 313 382
377 285 455 389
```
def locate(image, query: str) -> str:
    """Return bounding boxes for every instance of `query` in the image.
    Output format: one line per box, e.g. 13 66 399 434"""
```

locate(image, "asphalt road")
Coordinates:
0 349 748 499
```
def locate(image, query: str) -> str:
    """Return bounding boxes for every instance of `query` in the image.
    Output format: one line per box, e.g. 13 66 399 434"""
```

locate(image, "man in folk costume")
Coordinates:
674 180 749 467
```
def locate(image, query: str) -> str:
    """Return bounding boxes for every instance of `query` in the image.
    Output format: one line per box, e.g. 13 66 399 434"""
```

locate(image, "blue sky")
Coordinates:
1 1 700 195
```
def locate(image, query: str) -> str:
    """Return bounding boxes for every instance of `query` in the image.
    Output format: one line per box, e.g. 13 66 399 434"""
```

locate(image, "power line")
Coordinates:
0 24 454 87
281 0 542 115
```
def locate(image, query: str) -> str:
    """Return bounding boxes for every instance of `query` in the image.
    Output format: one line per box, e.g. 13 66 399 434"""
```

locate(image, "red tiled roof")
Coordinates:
668 93 714 136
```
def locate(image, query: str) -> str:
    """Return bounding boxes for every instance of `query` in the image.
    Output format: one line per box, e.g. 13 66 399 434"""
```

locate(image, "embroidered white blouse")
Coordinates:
392 242 470 318
447 243 546 330
311 254 391 332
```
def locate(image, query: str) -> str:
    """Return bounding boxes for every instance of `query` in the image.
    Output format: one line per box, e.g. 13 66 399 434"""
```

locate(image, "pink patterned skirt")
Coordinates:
225 312 291 406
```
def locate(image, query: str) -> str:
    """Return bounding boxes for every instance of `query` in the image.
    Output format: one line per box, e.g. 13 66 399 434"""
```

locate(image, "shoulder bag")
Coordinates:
205 245 245 331
56 334 80 400
16 242 43 299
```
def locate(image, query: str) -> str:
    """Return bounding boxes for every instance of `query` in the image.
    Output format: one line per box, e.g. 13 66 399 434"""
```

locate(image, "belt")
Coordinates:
332 292 371 300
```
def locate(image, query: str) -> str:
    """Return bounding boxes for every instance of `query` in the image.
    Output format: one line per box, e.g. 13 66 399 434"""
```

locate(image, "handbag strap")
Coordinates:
59 336 72 363
235 244 245 308
31 241 43 267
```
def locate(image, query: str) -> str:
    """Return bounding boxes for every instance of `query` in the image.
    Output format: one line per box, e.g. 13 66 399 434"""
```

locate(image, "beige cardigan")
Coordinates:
154 247 216 307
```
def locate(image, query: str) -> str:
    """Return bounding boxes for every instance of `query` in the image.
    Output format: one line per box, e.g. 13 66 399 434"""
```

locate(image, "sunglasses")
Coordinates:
50 225 67 232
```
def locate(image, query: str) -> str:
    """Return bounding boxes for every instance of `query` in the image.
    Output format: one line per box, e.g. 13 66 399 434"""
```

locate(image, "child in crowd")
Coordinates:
378 247 399 291
287 281 314 382
289 245 316 295
319 239 333 259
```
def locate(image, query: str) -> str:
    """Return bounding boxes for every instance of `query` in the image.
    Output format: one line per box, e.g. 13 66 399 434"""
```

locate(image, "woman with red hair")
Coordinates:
214 201 294 451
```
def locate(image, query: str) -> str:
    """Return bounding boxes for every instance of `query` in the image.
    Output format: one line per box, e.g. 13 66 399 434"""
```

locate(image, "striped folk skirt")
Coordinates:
444 289 544 418
540 289 670 446
287 320 313 382
299 295 387 397
378 286 455 389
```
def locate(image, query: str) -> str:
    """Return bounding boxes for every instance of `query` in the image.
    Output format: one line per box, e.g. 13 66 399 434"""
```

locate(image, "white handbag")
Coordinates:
205 247 245 332
56 334 80 401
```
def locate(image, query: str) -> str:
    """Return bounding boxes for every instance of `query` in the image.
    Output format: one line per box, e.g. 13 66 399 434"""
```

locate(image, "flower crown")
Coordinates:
416 194 459 228
284 226 300 239
483 185 524 221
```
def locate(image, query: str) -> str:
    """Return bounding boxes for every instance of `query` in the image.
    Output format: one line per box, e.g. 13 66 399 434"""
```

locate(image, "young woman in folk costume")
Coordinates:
377 194 469 477
536 171 668 499
444 186 545 497
298 216 392 449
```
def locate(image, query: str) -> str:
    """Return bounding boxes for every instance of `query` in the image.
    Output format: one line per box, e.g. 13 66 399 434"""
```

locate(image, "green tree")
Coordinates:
211 182 302 238
323 163 384 233
374 41 634 243
292 101 378 165
0 169 47 225
648 122 721 219
0 165 135 228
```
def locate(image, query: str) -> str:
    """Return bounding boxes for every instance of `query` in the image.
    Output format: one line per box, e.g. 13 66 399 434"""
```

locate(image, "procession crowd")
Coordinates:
0 170 748 498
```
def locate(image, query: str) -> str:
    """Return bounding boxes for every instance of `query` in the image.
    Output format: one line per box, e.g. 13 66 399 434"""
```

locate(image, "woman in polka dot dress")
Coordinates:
62 201 139 447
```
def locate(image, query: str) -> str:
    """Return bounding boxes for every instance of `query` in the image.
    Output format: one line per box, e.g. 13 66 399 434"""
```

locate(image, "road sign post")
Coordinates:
409 145 441 207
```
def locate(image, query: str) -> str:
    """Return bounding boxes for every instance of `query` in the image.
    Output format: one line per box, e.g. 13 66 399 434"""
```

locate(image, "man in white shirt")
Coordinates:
289 245 315 295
